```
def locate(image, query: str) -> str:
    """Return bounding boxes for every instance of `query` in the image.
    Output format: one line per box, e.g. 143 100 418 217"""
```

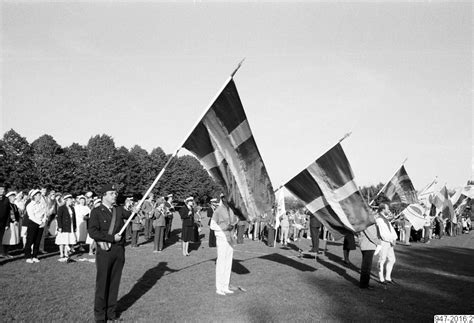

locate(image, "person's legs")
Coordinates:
131 230 138 247
404 226 411 245
94 248 111 322
125 224 132 241
310 226 320 252
24 222 38 259
223 241 234 291
282 227 288 245
0 226 6 256
360 250 375 288
39 222 49 253
144 219 150 240
153 226 159 251
215 234 227 292
385 246 396 282
237 224 244 244
106 246 125 320
343 249 350 262
157 226 164 251
209 229 216 247
32 228 44 259
378 242 389 282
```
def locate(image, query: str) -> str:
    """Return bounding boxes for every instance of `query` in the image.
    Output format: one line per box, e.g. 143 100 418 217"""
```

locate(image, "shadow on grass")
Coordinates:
232 259 251 275
316 256 359 286
116 262 179 316
324 250 360 273
259 253 316 272
304 243 474 321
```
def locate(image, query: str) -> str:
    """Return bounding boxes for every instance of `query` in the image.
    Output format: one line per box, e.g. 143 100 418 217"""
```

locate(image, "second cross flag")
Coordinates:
284 143 373 240
183 79 275 221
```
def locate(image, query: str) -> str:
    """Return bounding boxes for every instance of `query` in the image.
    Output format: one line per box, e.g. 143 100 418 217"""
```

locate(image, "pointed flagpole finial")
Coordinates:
231 58 246 78
338 131 352 143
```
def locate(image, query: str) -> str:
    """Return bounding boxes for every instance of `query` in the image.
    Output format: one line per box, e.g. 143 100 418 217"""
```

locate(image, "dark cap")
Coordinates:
101 184 117 194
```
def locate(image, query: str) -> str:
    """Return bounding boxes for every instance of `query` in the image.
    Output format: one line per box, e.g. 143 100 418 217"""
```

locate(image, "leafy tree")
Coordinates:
113 146 140 194
284 195 305 211
31 134 63 188
86 134 117 193
60 143 89 194
0 129 36 190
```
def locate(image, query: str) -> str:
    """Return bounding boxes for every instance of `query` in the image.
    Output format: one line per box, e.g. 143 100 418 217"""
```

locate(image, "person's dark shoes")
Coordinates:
386 280 398 286
378 280 387 285
308 249 317 253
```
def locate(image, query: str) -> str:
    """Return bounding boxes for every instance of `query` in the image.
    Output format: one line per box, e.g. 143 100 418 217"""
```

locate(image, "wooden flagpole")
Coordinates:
118 59 246 235
369 157 408 206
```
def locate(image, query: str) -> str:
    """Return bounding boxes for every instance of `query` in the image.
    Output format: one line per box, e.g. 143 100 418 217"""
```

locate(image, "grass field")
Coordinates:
1 216 473 322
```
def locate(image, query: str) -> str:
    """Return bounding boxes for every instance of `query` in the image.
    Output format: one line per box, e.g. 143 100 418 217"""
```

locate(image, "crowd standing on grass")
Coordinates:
1 179 473 320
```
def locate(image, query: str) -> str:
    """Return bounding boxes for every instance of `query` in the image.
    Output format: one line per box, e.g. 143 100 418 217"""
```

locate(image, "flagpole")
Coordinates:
118 59 246 235
369 157 408 206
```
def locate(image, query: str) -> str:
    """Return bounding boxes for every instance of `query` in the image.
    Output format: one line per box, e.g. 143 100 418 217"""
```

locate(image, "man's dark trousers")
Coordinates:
360 250 375 288
95 244 125 322
310 226 320 252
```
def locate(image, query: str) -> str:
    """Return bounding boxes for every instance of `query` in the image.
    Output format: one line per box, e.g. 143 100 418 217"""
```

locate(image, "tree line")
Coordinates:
0 129 386 207
0 129 221 203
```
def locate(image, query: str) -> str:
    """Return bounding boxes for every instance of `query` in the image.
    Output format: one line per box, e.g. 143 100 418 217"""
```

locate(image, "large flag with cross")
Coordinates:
284 143 374 240
182 79 274 221
378 165 418 204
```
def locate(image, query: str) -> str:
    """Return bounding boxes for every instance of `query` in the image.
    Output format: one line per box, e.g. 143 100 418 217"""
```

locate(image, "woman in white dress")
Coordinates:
55 194 77 261
74 196 90 248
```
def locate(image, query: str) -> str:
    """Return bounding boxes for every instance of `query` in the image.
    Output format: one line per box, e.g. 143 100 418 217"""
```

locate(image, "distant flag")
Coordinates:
284 143 373 240
376 165 418 205
183 79 275 221
450 187 464 206
401 203 426 231
432 186 455 220
418 177 438 205
455 197 470 216
460 185 474 199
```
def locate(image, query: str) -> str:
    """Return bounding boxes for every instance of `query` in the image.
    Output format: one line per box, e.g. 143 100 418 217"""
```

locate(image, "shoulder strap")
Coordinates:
109 207 117 235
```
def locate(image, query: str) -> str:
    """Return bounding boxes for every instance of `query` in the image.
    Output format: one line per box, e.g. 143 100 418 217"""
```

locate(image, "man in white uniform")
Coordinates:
210 195 238 295
375 203 398 285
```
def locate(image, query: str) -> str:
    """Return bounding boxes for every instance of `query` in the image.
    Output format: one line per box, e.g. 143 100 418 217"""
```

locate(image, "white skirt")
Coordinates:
55 231 77 245
2 222 20 245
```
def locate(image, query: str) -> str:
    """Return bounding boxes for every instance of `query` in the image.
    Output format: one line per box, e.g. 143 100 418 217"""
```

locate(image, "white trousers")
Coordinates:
215 232 233 291
378 240 396 281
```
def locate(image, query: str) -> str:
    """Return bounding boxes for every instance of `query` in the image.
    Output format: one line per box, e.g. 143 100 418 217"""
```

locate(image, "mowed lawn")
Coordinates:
1 215 473 322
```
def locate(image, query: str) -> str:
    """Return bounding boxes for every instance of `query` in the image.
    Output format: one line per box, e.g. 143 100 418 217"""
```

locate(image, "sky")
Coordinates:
1 1 472 191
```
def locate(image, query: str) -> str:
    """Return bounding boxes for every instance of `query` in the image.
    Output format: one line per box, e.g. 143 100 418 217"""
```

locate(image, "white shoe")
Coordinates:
26 259 34 264
58 257 67 262
223 289 234 294
216 290 226 296
32 258 40 263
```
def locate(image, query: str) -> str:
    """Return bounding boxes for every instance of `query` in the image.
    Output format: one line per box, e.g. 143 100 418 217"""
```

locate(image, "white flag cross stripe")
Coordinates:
306 164 356 231
199 119 251 171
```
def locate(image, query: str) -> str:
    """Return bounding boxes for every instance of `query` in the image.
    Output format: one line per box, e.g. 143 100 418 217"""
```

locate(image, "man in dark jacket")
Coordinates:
88 184 135 323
